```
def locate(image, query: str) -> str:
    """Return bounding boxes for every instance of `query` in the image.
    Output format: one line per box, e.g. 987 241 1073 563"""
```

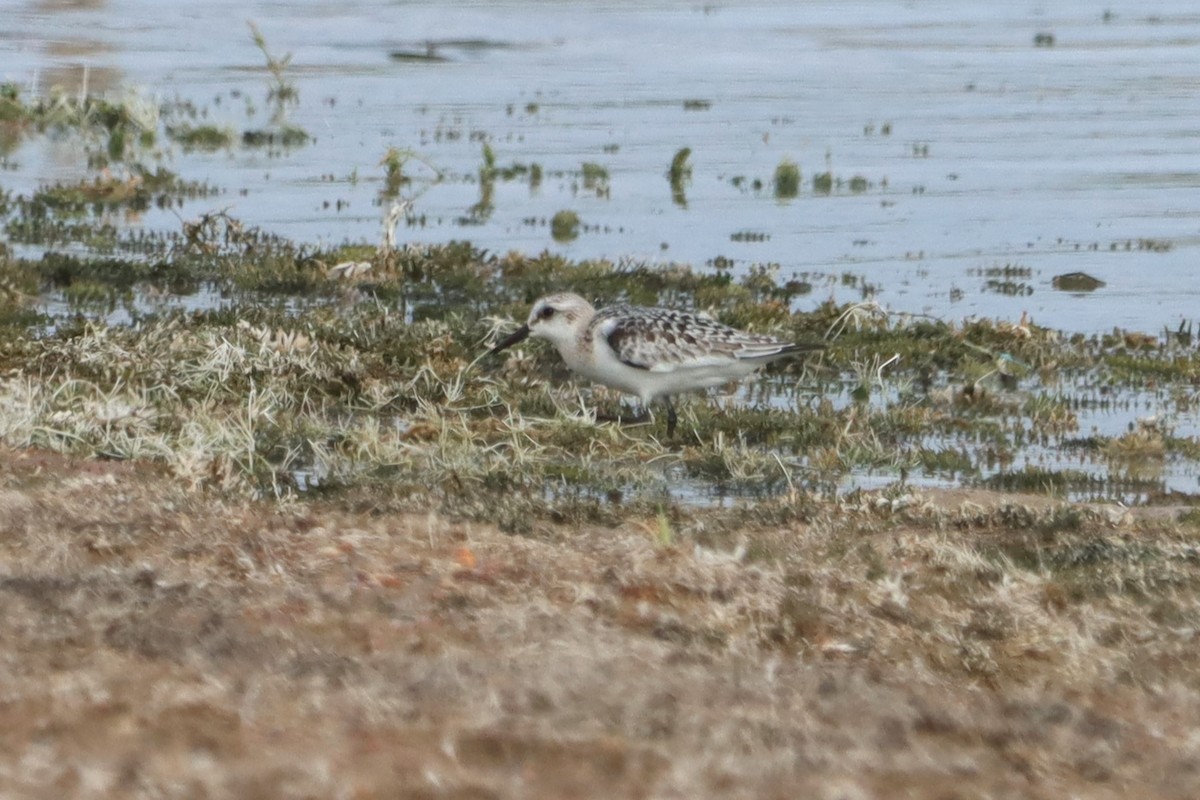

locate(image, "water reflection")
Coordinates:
31 0 120 96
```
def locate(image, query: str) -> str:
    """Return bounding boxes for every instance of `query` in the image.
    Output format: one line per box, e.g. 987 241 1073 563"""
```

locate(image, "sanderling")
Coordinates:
490 292 823 436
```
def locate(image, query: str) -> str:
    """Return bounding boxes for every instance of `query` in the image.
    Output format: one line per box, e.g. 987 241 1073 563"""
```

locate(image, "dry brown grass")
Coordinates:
2 447 1199 799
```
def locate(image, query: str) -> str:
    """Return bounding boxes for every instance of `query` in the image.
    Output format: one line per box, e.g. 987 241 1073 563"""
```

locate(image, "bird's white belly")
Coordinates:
568 355 758 402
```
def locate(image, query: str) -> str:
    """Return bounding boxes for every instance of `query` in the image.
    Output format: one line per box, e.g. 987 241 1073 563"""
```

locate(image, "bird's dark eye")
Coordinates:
538 306 556 320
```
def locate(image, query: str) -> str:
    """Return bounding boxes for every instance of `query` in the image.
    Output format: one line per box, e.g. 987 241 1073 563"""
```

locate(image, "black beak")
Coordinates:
490 323 531 354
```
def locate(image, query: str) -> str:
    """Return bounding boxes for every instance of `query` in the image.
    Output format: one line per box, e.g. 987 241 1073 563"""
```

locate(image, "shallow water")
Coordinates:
793 374 1200 503
6 0 1200 334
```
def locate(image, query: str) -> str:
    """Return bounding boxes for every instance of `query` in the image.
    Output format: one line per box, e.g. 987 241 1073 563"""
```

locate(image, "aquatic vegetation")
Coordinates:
389 44 450 63
581 162 609 183
248 21 299 111
0 82 22 123
245 21 309 148
773 159 800 199
974 263 1033 279
984 279 1033 297
580 162 610 198
0 81 157 164
550 210 581 242
380 146 411 197
669 147 692 183
1052 271 1105 292
668 147 692 207
377 146 443 202
462 144 499 223
28 167 218 214
1136 237 1172 252
165 124 235 151
242 125 310 148
481 142 498 176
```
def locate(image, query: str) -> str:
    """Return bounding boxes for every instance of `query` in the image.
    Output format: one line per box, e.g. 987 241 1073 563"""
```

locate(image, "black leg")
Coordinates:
664 398 677 438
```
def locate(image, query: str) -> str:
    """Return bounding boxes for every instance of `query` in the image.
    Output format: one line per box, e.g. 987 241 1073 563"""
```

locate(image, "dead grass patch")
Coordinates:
1 449 1198 798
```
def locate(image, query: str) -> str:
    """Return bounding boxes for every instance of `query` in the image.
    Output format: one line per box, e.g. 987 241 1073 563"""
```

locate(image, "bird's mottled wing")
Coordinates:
597 306 789 373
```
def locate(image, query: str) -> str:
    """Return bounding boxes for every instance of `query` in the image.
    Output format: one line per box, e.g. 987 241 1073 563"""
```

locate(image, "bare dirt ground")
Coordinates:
2 446 1199 799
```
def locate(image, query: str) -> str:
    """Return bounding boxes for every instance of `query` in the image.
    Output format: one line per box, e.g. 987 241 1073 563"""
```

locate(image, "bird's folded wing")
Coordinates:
602 317 738 372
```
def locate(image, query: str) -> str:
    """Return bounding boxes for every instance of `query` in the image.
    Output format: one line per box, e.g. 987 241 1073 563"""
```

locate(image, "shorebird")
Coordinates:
490 292 823 436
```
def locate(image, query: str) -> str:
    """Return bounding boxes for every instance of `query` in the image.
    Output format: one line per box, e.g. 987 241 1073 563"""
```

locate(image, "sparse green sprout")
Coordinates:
248 20 298 109
682 99 711 111
848 175 869 193
773 159 800 199
380 147 409 198
550 210 581 242
655 507 673 546
812 172 833 194
529 162 543 188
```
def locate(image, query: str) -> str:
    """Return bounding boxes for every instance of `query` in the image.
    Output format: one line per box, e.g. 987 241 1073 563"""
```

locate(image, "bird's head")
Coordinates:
491 292 595 354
